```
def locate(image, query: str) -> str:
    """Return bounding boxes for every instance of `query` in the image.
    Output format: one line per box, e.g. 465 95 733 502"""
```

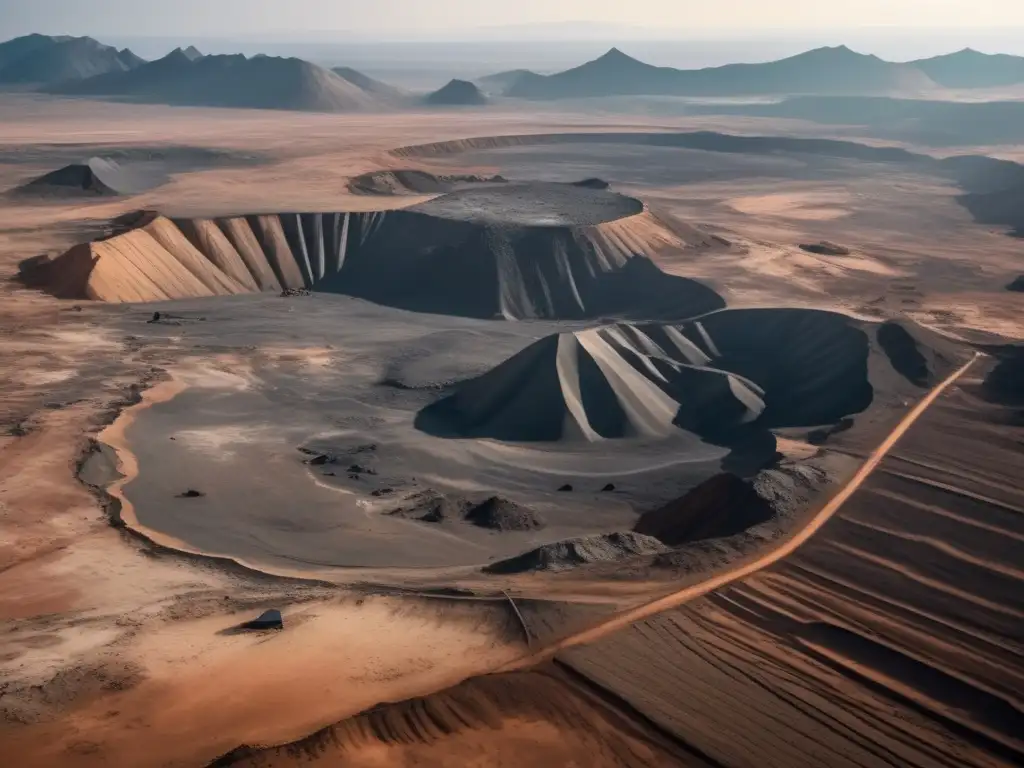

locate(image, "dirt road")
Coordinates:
501 352 981 669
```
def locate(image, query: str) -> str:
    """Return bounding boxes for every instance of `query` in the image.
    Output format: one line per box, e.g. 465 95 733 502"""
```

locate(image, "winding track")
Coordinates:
500 352 982 670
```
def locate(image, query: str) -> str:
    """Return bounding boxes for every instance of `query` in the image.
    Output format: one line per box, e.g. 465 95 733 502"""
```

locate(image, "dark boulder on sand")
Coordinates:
800 241 850 256
240 609 283 631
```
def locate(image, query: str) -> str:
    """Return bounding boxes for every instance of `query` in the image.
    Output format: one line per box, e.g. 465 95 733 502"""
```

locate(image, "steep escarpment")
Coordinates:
33 184 725 320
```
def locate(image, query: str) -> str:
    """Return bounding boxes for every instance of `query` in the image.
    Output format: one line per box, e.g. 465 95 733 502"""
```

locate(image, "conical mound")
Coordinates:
416 309 875 443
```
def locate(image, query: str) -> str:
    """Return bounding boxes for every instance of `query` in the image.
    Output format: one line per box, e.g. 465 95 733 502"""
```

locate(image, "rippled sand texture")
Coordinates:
560 361 1024 767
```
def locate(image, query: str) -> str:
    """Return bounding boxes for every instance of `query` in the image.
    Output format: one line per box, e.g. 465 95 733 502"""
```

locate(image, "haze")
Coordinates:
1 0 1022 38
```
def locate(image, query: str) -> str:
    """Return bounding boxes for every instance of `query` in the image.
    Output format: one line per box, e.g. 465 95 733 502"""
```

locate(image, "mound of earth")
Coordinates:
483 532 669 574
1007 276 1024 292
48 50 379 112
426 79 487 106
799 241 850 256
0 34 142 84
634 460 832 549
465 496 546 531
387 490 544 530
387 490 472 523
634 473 775 545
417 309 873 443
346 170 506 195
33 184 725 321
12 157 167 197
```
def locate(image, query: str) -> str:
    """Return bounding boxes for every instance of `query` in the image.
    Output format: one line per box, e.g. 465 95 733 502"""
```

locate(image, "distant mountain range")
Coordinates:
911 48 1024 88
3 32 1024 113
0 33 403 111
0 33 143 84
47 47 392 111
496 45 1024 98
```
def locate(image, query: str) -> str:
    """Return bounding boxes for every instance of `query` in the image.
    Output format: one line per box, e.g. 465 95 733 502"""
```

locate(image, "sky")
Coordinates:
1 0 1021 40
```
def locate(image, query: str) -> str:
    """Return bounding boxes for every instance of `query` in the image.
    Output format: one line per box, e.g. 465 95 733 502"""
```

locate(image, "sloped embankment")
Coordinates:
32 184 725 320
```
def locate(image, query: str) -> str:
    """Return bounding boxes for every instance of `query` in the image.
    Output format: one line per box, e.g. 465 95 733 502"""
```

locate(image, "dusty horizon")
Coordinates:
2 0 1023 41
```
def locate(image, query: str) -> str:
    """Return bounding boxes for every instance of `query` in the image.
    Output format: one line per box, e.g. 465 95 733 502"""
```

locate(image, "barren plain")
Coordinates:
0 94 1021 768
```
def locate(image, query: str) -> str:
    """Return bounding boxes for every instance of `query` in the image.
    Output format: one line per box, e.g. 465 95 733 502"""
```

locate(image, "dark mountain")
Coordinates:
913 48 1024 88
0 35 143 84
48 51 378 112
507 45 937 99
49 48 200 95
476 68 537 94
182 46 203 61
331 67 406 100
426 79 487 106
0 33 71 69
118 48 147 69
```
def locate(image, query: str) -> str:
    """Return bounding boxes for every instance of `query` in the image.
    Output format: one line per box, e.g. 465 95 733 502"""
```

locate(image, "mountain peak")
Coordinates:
813 44 859 56
165 47 197 62
585 46 649 71
598 47 635 62
792 45 880 64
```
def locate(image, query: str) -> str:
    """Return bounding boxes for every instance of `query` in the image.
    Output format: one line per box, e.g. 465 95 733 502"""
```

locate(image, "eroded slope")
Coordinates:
34 185 726 320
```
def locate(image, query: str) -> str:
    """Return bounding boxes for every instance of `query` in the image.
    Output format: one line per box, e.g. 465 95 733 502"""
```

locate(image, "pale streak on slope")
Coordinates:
575 328 680 439
500 352 981 670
